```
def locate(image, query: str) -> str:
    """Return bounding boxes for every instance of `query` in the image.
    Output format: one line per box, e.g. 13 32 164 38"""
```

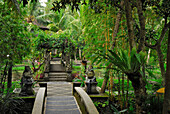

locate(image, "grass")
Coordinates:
96 77 162 93
1 81 21 94
72 65 81 69
13 66 25 71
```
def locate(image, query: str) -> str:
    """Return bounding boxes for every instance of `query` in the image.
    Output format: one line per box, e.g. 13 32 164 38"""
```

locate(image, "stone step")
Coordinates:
50 61 61 64
47 87 72 90
48 78 67 81
47 84 72 88
49 76 67 78
51 58 62 61
49 72 67 76
50 64 65 72
47 83 72 86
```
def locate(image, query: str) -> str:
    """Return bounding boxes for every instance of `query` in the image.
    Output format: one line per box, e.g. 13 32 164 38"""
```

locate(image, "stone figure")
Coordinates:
19 66 34 96
85 65 99 94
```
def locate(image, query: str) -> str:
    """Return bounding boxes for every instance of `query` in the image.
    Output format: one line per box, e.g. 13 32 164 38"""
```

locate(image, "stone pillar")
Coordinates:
44 50 50 81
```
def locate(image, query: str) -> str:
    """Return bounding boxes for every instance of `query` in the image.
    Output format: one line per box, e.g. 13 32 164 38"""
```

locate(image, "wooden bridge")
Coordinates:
32 57 99 114
45 82 81 114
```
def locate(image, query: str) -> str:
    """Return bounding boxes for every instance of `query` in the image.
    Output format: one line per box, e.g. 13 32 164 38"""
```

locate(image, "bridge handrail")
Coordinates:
74 87 99 114
32 87 46 114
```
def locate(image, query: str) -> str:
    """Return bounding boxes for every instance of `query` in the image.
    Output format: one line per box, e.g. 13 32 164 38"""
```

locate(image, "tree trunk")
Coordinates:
118 72 123 109
122 73 125 104
111 1 124 49
156 45 166 85
127 72 146 114
110 71 114 101
74 51 77 62
100 1 124 93
0 62 8 93
100 76 108 93
79 49 82 60
124 0 135 50
146 48 151 64
136 0 146 52
163 27 170 114
7 64 12 89
125 78 129 108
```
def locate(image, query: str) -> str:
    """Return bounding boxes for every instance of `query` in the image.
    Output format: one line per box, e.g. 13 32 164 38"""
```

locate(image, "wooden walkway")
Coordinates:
44 58 81 114
44 82 81 114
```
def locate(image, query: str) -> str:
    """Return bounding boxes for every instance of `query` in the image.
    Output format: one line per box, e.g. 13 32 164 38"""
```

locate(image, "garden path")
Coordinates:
44 58 81 114
44 82 81 114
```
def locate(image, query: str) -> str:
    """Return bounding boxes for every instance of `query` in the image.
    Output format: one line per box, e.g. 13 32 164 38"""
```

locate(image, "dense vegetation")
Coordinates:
0 0 169 113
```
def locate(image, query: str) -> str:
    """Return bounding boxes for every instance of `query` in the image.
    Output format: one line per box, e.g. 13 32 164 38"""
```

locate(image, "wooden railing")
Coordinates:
32 87 46 114
74 87 99 114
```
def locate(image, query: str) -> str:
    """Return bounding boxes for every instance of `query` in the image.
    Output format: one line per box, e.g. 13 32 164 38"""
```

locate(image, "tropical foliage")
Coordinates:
0 0 170 113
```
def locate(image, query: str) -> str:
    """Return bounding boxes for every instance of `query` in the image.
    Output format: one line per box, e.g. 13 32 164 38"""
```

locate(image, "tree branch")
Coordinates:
145 20 169 49
157 18 169 45
32 54 49 73
136 0 146 53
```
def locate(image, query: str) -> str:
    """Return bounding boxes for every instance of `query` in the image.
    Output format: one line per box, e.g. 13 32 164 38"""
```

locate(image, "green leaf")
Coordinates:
135 53 141 64
111 105 119 114
92 56 99 64
96 57 103 65
146 68 156 79
102 104 106 107
119 109 127 113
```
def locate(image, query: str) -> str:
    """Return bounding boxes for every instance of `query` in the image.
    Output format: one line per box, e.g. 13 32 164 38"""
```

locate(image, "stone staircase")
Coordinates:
48 58 67 81
48 72 67 81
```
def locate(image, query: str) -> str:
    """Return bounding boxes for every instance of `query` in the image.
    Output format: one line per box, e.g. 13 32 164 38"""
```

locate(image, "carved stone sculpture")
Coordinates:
85 66 99 94
19 66 34 96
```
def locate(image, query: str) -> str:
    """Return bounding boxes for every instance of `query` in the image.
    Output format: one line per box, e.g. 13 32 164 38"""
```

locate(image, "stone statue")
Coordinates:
85 65 99 94
19 66 34 96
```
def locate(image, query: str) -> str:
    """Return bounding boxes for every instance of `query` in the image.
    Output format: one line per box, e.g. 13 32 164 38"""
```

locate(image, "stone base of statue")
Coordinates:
19 78 34 96
67 71 72 82
85 82 99 94
44 72 49 81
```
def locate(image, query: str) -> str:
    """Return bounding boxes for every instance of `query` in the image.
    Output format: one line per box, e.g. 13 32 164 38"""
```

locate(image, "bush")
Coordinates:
0 90 25 114
1 81 21 94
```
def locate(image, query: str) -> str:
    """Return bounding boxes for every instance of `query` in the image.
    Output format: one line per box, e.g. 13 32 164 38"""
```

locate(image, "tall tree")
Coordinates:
163 25 170 114
0 1 31 90
145 0 170 85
